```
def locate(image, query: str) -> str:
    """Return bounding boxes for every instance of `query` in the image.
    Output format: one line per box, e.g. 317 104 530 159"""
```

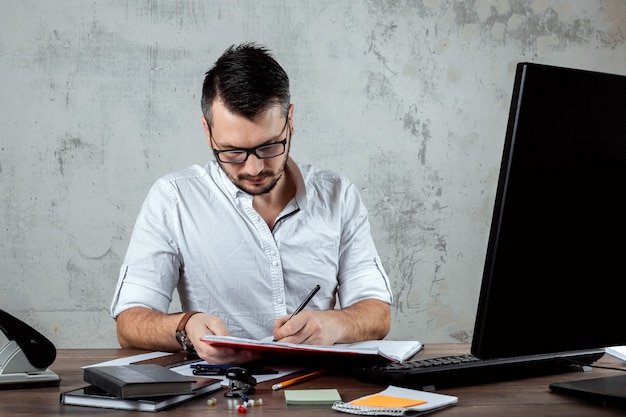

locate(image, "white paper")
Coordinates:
606 345 626 362
170 361 302 386
83 351 172 368
84 351 301 386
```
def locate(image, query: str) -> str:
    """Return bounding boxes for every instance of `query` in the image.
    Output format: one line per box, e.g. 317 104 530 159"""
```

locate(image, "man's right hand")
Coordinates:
115 308 259 364
186 313 260 364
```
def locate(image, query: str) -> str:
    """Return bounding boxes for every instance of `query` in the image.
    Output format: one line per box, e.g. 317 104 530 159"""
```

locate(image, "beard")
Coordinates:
235 170 283 195
220 154 289 196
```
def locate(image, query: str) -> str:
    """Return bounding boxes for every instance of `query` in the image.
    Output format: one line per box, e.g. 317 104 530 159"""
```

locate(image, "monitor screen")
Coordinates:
472 62 626 359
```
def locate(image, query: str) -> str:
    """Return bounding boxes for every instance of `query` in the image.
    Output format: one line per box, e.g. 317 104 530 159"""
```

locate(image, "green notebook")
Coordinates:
284 389 342 405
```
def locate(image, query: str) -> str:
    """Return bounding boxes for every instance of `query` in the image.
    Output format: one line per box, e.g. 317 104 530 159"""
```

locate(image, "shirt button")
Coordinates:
272 260 279 266
277 298 284 304
270 250 276 256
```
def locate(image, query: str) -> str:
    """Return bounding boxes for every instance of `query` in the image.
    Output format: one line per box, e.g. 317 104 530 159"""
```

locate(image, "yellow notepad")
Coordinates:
284 389 342 405
350 394 426 408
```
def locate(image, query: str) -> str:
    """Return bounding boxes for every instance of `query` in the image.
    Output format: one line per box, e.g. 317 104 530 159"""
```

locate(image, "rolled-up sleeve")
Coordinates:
336 183 393 308
110 179 182 318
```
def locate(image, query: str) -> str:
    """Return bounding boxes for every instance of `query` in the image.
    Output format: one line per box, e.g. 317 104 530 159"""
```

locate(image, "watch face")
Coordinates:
176 331 193 351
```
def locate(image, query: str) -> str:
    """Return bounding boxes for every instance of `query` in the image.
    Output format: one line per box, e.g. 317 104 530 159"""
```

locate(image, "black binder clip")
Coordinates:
0 309 60 389
224 366 257 397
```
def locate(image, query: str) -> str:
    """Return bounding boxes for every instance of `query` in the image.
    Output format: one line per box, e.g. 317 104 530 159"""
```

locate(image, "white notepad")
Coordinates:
332 385 457 416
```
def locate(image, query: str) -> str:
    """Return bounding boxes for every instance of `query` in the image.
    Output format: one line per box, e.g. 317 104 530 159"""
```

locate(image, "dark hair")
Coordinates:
201 43 290 126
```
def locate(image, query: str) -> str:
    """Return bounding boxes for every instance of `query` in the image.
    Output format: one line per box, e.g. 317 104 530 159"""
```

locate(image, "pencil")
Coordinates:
271 370 327 390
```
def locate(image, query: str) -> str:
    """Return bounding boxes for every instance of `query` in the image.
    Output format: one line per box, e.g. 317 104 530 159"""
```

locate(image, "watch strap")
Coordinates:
176 311 199 333
175 311 200 351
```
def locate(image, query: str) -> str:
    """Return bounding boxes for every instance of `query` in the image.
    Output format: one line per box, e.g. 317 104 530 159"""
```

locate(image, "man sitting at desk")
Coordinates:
110 43 392 364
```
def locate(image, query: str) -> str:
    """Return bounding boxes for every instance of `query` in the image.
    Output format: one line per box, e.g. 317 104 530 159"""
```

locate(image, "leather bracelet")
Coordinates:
175 311 200 352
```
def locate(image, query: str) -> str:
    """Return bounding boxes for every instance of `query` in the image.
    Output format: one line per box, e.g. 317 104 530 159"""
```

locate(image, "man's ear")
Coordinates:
288 104 295 135
201 116 211 146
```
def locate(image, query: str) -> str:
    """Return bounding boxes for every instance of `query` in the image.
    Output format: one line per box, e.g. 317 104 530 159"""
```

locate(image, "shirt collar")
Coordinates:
286 158 308 209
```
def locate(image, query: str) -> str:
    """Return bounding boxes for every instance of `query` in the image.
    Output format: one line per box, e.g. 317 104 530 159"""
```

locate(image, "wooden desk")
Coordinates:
0 344 624 416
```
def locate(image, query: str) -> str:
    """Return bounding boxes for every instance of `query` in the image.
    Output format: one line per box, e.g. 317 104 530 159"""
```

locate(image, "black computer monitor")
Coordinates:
471 62 626 404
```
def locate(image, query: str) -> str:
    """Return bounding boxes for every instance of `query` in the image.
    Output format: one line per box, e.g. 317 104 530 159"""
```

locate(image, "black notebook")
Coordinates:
60 377 222 412
83 364 194 398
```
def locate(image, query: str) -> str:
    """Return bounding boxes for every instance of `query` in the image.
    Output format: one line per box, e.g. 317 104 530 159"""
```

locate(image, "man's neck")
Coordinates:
252 165 296 230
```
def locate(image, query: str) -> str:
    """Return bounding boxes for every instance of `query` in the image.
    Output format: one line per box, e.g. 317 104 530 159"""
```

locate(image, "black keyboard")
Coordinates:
351 351 605 390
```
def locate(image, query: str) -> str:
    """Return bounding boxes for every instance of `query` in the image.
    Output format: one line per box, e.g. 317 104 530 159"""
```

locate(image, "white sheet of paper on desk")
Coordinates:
83 351 302 386
606 346 626 362
82 351 172 368
169 362 302 386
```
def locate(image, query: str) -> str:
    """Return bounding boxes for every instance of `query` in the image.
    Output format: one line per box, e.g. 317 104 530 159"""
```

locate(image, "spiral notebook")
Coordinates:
332 385 457 416
201 335 422 363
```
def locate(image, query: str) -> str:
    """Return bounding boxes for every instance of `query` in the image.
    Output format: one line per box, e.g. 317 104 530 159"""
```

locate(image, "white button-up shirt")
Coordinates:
110 158 392 340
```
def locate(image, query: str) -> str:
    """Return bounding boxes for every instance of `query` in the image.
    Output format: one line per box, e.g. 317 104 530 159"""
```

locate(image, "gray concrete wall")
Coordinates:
1 1 624 348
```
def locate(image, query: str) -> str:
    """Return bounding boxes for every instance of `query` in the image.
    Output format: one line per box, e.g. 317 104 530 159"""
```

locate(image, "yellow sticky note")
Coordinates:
349 394 426 408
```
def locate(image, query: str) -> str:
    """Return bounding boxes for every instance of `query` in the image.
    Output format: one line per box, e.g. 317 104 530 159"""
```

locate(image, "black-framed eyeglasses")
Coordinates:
211 117 289 164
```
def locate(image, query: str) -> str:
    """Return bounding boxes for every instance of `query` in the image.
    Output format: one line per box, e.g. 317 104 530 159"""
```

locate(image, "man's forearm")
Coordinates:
334 299 391 343
116 307 183 351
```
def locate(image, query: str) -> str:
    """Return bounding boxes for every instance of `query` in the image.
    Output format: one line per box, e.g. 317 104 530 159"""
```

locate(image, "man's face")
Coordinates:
203 100 293 196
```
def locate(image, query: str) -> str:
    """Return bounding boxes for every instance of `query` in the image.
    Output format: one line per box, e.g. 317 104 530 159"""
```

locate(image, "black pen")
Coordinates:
273 285 321 341
288 284 321 320
190 364 278 375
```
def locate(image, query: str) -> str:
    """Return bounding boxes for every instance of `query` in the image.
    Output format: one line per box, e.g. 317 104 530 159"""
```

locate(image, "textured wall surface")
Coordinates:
1 1 625 348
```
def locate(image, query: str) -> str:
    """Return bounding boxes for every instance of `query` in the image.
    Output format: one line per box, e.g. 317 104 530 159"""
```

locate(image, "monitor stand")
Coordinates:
550 374 626 408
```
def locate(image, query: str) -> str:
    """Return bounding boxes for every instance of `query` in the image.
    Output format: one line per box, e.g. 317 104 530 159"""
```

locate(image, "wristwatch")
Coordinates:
175 311 200 352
